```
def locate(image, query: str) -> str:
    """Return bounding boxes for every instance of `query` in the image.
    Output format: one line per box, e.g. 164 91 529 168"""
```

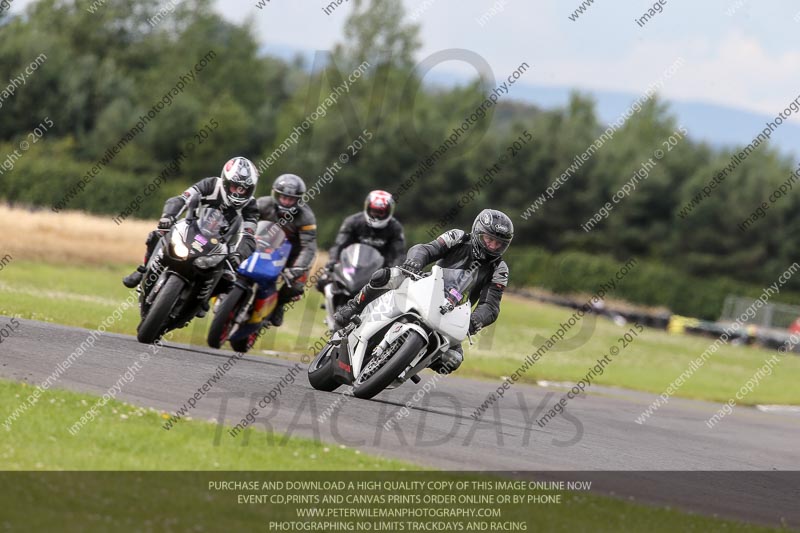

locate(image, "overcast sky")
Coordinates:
11 0 800 120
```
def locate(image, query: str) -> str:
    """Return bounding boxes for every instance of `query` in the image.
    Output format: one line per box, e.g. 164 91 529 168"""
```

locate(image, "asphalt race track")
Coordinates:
2 319 799 528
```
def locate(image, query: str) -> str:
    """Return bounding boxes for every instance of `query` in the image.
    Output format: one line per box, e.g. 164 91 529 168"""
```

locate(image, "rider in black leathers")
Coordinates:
317 190 405 292
257 173 318 326
334 209 513 374
122 157 261 318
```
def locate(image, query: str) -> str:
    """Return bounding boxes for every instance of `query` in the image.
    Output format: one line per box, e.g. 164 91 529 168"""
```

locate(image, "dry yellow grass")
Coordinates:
0 204 332 268
0 204 153 266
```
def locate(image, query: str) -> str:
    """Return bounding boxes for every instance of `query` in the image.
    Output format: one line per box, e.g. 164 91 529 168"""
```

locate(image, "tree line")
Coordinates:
2 0 799 318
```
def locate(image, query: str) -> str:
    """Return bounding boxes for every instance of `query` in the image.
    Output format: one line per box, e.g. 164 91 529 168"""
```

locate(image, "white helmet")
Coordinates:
363 190 395 228
219 157 258 209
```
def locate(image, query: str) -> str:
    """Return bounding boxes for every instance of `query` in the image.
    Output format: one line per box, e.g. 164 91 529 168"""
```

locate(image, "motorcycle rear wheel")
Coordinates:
308 343 341 392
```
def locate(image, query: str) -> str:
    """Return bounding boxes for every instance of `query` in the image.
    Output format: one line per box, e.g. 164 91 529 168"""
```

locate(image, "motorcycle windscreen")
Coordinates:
174 210 228 261
254 221 287 252
337 244 384 292
196 208 227 239
441 267 479 306
239 222 291 280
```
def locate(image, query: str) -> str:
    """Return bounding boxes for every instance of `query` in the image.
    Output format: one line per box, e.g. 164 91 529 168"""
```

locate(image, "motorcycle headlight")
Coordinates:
195 255 225 270
170 232 189 259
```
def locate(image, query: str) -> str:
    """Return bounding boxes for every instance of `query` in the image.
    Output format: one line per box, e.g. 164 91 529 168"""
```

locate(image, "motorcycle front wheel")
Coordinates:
352 331 426 400
207 285 248 349
230 332 258 354
137 275 185 344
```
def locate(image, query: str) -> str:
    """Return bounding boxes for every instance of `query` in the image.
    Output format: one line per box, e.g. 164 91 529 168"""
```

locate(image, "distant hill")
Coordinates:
263 44 800 160
507 83 800 160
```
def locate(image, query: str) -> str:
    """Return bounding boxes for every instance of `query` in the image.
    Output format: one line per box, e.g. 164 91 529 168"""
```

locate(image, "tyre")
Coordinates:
207 285 248 349
308 343 341 392
352 331 426 400
136 275 185 344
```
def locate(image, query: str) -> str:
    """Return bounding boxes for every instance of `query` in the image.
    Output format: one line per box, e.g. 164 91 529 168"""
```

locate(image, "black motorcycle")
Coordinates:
136 207 240 344
323 243 384 330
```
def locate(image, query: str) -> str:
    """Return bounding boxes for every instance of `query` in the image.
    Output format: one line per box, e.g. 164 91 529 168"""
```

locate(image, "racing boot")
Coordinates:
333 299 361 331
269 304 285 327
196 300 210 318
334 268 397 330
333 284 384 330
271 283 299 327
123 232 161 288
429 345 463 374
122 265 146 288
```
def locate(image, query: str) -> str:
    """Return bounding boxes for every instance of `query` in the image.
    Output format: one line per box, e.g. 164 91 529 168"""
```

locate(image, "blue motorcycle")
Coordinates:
207 221 291 353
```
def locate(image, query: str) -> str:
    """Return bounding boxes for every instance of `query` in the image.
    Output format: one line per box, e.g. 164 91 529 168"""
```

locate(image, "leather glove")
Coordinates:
229 253 243 270
468 316 482 335
157 215 175 230
283 267 305 284
401 258 423 276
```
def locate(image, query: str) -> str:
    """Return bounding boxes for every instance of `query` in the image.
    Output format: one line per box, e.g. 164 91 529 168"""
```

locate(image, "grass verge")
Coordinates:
0 379 783 532
0 378 408 470
1 259 799 405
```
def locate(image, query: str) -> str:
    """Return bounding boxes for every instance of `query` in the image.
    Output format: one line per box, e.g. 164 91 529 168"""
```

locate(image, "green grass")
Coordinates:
0 379 784 532
2 260 799 405
468 295 800 405
0 260 320 354
0 379 408 471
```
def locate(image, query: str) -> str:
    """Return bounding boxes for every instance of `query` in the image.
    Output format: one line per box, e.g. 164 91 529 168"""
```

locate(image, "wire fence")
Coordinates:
720 295 800 331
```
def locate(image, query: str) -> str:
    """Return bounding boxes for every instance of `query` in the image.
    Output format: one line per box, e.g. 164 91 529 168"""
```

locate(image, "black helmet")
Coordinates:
271 174 306 215
471 209 513 259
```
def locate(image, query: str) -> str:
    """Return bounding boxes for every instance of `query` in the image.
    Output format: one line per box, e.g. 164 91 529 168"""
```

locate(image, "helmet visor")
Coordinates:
276 193 299 208
226 180 254 204
227 182 250 196
366 205 390 221
479 233 510 255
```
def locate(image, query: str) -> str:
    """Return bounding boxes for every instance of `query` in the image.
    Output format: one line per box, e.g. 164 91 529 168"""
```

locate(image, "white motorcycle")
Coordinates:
308 265 476 399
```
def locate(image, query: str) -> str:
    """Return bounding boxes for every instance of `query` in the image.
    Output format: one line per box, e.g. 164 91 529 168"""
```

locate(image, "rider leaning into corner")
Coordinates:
122 157 261 317
334 209 513 374
317 190 406 292
256 173 318 327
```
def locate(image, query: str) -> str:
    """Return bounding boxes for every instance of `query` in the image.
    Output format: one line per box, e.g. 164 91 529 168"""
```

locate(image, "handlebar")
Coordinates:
396 267 429 280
